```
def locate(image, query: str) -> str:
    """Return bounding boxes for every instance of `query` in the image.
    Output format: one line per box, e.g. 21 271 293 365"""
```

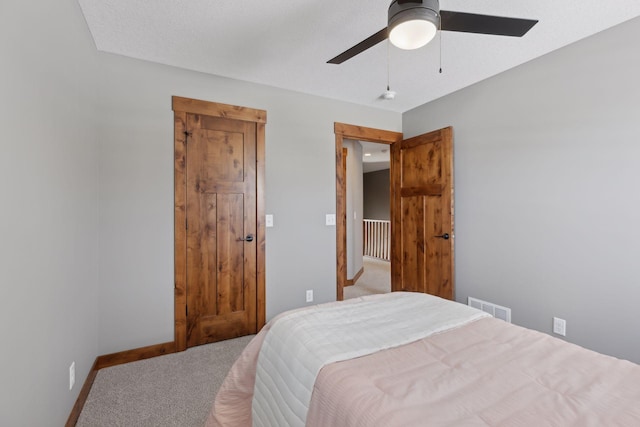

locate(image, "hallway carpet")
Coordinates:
344 257 391 300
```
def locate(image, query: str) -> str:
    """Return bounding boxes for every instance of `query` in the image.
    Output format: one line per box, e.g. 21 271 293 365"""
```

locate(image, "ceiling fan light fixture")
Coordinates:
388 0 439 50
389 19 437 50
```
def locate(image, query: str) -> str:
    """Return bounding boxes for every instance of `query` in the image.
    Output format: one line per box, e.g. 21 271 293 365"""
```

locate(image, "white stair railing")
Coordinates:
363 219 391 261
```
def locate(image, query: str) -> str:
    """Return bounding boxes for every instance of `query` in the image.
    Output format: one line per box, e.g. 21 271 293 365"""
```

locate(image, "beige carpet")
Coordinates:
78 259 389 426
344 257 391 300
77 335 253 427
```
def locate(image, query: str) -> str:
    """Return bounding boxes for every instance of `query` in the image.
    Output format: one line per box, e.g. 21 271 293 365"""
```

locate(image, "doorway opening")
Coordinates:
334 123 403 301
335 123 455 302
343 140 393 300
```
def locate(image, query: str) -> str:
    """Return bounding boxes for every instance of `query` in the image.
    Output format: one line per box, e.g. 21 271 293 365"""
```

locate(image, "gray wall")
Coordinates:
0 0 401 421
95 55 400 354
5 0 639 423
364 169 390 220
343 140 364 278
0 0 99 425
404 16 640 363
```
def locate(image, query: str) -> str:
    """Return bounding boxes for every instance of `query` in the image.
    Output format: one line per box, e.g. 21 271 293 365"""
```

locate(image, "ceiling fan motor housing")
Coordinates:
388 0 440 31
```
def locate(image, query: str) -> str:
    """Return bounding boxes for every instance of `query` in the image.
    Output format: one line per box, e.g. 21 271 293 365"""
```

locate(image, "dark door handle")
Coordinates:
238 234 254 242
434 233 450 240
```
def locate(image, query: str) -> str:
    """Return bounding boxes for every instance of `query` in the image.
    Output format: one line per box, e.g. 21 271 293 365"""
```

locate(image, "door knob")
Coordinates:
434 233 450 240
238 234 254 242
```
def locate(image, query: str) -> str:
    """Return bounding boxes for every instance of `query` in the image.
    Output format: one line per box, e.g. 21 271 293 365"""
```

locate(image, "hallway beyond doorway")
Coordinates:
344 257 391 300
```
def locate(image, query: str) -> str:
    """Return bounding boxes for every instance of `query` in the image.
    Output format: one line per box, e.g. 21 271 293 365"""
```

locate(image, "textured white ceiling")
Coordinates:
361 141 390 173
78 0 640 113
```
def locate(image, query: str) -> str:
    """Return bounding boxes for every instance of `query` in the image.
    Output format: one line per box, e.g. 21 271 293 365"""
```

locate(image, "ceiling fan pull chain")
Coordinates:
381 40 397 100
439 17 443 74
387 40 391 89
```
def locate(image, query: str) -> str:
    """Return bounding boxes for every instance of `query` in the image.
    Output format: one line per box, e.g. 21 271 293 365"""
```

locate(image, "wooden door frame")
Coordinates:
173 96 267 352
334 123 403 301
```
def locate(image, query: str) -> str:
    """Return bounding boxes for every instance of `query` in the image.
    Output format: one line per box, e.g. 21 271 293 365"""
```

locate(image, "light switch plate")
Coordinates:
265 214 274 228
325 214 336 226
69 362 75 391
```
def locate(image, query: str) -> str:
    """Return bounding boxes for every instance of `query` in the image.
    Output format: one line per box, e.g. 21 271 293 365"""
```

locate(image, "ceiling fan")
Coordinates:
327 0 538 64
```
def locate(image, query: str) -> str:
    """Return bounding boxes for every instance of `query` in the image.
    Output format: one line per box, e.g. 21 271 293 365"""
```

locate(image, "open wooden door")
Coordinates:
174 97 266 351
390 127 454 300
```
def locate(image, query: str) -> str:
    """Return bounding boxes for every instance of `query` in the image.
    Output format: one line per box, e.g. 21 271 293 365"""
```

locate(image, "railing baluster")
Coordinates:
363 219 391 261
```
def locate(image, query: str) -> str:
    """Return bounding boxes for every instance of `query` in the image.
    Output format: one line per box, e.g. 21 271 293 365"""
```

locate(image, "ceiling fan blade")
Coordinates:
440 10 537 37
327 27 388 64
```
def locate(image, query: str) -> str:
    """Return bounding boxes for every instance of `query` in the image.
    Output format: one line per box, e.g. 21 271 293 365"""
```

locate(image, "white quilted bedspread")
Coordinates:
251 292 489 427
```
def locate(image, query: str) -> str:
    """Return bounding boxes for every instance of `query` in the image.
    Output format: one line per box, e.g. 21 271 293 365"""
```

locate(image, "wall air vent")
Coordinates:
468 297 512 323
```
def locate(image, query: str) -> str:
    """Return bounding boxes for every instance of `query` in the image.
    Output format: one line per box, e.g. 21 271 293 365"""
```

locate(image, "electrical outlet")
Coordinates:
306 290 313 303
69 362 75 391
553 317 566 337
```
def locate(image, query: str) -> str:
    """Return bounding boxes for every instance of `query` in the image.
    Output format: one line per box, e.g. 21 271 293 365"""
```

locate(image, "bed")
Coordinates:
206 292 640 427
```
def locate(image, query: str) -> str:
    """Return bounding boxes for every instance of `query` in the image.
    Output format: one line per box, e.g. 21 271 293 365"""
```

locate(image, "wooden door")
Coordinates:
173 96 266 351
185 114 257 346
390 127 454 299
